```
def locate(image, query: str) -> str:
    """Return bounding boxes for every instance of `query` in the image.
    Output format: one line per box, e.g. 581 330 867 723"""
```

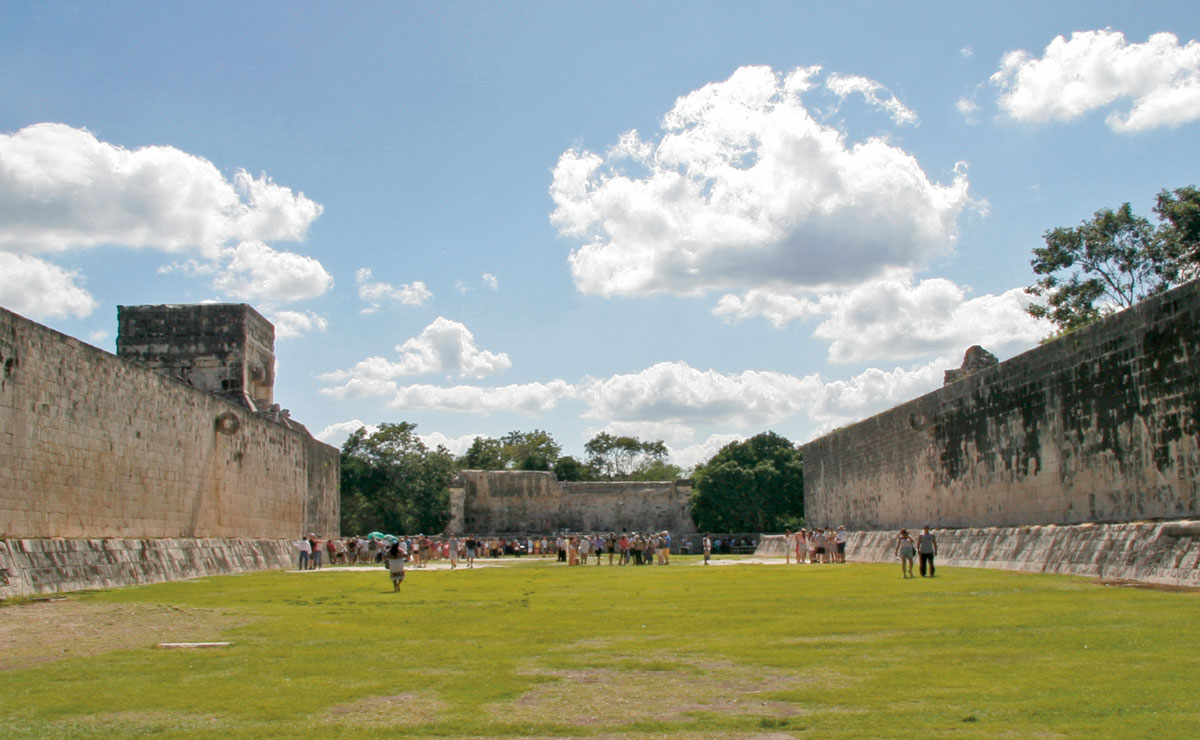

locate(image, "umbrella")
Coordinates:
367 531 384 539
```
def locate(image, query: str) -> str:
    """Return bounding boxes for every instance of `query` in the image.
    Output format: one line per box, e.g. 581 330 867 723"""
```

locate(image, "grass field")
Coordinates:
0 557 1197 739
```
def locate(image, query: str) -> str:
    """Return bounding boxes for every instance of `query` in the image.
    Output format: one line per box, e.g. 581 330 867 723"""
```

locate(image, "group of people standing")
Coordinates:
781 527 849 564
555 532 673 566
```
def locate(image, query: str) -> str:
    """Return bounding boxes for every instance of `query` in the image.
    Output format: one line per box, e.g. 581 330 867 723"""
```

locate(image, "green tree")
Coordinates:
340 422 453 535
690 432 803 532
552 455 593 481
457 436 505 470
500 429 561 471
584 433 671 480
1025 187 1200 333
454 430 562 471
1155 186 1200 281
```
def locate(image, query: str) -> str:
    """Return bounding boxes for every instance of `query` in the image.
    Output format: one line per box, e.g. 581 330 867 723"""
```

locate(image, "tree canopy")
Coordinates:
584 432 675 480
456 429 562 472
340 422 454 535
1026 185 1200 333
689 432 803 533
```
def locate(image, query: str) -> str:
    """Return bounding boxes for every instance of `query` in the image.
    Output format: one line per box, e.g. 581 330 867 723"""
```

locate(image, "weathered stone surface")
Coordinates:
943 344 999 385
117 303 276 411
450 471 695 534
804 279 1200 530
0 537 297 598
0 304 339 542
807 522 1199 587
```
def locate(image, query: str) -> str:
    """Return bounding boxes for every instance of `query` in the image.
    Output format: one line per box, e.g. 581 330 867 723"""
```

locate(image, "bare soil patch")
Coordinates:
1092 578 1200 593
0 599 245 670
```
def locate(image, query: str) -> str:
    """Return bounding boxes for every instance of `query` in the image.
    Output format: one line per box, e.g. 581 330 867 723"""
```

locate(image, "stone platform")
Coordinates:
0 537 296 598
756 521 1200 587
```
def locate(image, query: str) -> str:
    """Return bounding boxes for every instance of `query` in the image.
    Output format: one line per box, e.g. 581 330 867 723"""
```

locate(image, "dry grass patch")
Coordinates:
0 599 245 670
321 690 448 727
489 656 810 726
48 710 228 733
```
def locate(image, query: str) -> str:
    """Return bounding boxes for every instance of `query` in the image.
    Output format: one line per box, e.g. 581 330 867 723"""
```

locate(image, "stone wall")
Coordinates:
0 305 339 541
753 523 1200 587
0 537 298 598
803 280 1200 530
450 471 695 535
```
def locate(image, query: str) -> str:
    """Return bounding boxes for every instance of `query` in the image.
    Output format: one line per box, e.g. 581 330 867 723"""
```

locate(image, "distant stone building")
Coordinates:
449 470 695 535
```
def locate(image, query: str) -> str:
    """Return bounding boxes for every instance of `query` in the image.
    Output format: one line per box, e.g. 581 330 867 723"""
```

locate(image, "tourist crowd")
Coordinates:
779 527 849 564
295 532 693 570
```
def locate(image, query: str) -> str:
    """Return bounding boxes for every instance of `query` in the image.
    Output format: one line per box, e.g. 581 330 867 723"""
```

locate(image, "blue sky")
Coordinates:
3 2 1199 467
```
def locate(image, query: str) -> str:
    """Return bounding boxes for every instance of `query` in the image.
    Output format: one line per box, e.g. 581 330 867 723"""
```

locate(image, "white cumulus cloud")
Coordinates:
670 434 747 471
578 359 946 435
318 317 512 397
811 276 1048 363
550 65 971 297
386 380 577 415
990 29 1200 132
824 73 918 126
0 123 322 256
714 275 1049 364
212 241 333 304
0 252 98 319
315 419 379 446
356 267 432 313
270 309 329 339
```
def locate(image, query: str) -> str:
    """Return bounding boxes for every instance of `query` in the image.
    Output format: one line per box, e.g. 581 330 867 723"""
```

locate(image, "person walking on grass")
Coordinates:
784 530 793 564
895 529 916 578
448 535 459 569
387 541 407 592
703 534 712 565
918 526 938 577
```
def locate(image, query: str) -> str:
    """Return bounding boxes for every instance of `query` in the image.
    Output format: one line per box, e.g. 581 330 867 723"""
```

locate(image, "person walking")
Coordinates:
918 526 938 577
702 534 712 565
784 530 792 564
386 541 407 592
895 529 916 578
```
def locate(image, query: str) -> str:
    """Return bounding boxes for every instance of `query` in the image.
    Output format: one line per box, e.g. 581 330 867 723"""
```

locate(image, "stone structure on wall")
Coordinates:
943 345 998 385
804 279 1200 531
0 303 338 597
117 303 277 413
449 470 695 535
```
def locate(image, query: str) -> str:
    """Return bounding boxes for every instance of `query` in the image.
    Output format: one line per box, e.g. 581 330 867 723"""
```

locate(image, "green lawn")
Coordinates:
1 558 1196 739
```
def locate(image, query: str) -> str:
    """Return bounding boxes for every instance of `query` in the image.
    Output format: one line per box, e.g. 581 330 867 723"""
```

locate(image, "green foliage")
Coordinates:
500 429 561 471
1155 185 1200 281
339 422 453 535
551 455 593 481
1026 185 1200 333
456 429 562 472
584 432 671 480
456 436 505 470
689 431 803 532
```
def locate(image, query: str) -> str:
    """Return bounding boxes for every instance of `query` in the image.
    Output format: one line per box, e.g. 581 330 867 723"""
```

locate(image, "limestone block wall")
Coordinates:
451 471 695 534
753 523 1200 587
0 305 339 540
804 280 1200 530
0 537 298 598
